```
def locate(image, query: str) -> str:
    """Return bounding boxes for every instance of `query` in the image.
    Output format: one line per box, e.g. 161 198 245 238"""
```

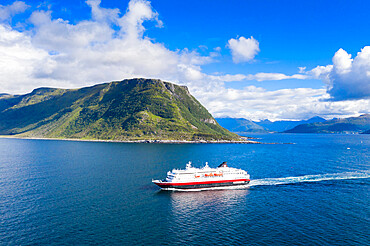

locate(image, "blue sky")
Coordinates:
0 0 369 120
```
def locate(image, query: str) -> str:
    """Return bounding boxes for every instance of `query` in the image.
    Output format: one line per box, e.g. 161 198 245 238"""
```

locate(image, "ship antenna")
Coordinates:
186 161 192 169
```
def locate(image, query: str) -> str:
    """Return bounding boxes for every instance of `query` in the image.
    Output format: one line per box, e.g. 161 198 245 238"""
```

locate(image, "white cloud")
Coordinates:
227 36 260 63
0 1 29 22
3 0 207 92
332 48 352 74
86 0 120 23
118 0 163 39
194 83 370 121
298 66 306 73
209 74 248 82
309 46 370 101
308 65 333 82
253 73 308 81
0 24 53 93
209 72 308 82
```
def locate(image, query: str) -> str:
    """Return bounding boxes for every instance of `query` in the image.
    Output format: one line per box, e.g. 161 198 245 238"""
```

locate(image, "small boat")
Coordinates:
152 161 250 190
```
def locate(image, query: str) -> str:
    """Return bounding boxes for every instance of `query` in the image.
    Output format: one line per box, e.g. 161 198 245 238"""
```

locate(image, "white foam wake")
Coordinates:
249 172 370 187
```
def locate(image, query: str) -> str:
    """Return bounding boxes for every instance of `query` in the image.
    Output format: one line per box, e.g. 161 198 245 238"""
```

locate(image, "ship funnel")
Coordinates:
218 161 228 167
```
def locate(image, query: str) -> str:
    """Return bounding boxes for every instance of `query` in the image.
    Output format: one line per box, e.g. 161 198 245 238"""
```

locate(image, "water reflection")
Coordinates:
157 188 250 244
168 188 250 212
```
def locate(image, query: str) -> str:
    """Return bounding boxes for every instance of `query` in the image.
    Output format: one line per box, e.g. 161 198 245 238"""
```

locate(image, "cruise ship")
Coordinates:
152 162 250 190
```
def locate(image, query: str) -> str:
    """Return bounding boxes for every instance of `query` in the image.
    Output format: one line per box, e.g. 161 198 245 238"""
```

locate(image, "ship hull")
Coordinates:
153 179 250 190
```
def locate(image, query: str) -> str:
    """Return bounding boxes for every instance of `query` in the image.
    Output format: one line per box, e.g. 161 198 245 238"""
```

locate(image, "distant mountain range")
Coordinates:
216 115 370 134
285 114 370 133
0 78 239 141
216 116 327 133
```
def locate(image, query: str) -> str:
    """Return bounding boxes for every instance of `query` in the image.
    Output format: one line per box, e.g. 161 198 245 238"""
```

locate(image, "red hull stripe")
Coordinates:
155 179 250 186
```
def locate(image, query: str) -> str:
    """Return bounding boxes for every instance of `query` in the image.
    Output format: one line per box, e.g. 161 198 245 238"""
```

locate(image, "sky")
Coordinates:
0 0 369 121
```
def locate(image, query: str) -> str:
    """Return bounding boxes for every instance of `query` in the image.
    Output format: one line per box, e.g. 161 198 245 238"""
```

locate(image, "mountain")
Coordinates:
0 78 240 141
285 114 370 133
215 117 268 133
254 116 327 132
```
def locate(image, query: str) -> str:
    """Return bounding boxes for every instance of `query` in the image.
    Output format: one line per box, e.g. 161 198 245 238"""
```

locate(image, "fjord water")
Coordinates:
0 134 369 245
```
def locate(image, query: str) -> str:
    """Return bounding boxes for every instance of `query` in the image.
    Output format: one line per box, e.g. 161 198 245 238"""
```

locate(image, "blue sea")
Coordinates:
0 134 369 245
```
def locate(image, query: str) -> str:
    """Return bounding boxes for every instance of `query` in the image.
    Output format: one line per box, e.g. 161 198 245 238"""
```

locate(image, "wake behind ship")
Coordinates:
152 162 250 190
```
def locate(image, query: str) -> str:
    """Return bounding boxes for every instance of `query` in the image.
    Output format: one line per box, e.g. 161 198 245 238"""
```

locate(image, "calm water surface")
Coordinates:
0 134 369 245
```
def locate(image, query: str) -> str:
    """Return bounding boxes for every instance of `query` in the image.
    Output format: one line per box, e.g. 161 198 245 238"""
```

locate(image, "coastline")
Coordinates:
0 135 262 144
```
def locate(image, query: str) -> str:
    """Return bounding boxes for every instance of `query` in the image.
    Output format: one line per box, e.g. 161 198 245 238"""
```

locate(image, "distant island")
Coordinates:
361 130 370 134
0 78 255 143
284 114 370 134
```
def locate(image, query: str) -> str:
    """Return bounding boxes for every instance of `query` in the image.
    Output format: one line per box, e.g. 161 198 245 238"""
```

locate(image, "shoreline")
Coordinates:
0 135 263 144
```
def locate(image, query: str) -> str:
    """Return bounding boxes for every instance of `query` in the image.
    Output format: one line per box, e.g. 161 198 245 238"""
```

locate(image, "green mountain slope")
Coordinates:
0 78 240 141
284 114 370 133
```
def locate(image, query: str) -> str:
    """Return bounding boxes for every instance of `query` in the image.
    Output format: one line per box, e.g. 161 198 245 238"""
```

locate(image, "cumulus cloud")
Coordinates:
118 0 163 39
308 65 333 82
1 0 211 92
0 1 29 22
0 24 52 93
309 47 370 101
227 36 260 63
